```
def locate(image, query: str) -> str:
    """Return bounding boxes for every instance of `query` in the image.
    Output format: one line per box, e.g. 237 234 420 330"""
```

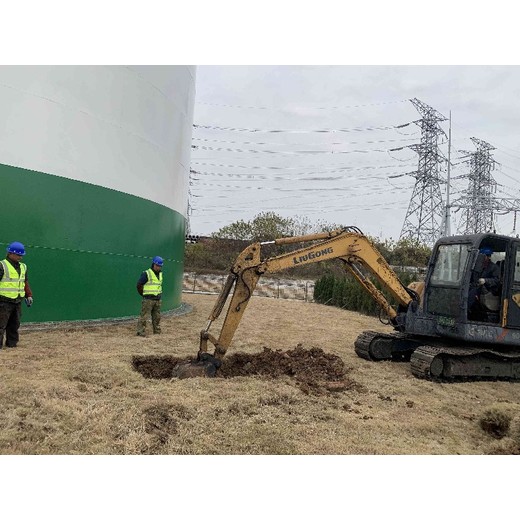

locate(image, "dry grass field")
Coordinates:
1 292 520 455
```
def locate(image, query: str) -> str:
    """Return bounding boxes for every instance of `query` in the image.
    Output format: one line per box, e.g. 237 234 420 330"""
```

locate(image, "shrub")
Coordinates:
479 405 513 439
314 269 417 316
508 413 520 445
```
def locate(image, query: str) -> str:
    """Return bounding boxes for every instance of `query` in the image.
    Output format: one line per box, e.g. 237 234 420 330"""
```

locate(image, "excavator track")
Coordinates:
356 331 520 381
354 330 423 361
410 344 520 381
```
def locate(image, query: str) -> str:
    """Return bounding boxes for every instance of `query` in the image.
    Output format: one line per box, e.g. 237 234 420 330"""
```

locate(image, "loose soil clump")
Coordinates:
132 345 363 395
220 345 360 394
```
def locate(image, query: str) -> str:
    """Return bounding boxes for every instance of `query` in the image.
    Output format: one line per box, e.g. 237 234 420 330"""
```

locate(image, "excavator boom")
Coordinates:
199 227 418 360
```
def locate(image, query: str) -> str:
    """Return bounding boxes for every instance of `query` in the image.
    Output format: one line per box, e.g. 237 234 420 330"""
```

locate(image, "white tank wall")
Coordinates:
0 65 196 217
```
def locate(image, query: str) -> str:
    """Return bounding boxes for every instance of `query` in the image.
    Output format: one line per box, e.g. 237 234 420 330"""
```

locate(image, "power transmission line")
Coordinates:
193 123 404 134
195 99 409 111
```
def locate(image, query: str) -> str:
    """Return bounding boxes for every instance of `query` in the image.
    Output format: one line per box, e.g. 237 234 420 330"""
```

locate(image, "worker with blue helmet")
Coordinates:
0 241 34 349
152 256 164 266
136 255 164 336
468 245 501 320
477 246 500 290
6 242 26 256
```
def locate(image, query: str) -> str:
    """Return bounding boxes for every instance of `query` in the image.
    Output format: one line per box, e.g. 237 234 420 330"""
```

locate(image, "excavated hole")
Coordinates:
132 345 364 395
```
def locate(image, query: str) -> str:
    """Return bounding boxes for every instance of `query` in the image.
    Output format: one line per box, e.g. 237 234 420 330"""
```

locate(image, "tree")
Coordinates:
290 215 343 236
370 237 432 267
212 212 341 242
211 220 252 241
213 212 294 241
390 238 431 267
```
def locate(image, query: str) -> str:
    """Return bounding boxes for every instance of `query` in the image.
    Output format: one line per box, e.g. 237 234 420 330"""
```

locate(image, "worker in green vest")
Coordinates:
0 242 34 349
136 256 163 337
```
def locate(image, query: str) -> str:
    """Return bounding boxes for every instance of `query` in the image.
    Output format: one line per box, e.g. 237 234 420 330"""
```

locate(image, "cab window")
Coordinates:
431 244 470 285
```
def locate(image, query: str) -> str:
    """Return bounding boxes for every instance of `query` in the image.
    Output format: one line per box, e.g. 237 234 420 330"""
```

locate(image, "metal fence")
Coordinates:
183 272 315 302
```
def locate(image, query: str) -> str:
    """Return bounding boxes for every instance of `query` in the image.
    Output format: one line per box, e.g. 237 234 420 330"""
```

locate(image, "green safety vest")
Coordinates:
0 260 26 299
143 269 162 296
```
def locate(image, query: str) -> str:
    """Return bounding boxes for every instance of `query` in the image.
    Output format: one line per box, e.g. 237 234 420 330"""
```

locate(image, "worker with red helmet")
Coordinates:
0 242 34 349
136 256 164 337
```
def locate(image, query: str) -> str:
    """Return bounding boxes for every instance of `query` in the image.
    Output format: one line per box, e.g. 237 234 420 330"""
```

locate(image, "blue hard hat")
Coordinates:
6 241 25 256
152 256 164 266
480 247 493 256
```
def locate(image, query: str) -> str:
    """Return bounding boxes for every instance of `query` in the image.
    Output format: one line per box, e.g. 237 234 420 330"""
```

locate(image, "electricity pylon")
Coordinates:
399 98 447 246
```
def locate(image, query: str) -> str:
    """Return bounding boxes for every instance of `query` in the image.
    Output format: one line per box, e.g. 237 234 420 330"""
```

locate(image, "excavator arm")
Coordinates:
199 227 418 360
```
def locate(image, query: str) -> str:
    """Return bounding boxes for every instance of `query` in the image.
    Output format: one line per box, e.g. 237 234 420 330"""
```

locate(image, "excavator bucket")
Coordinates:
171 352 222 379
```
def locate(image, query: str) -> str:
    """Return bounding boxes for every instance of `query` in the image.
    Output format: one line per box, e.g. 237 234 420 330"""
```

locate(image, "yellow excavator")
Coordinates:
194 226 520 381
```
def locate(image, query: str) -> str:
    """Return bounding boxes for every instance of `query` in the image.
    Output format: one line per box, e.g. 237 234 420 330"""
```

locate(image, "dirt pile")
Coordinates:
220 345 360 394
133 345 362 395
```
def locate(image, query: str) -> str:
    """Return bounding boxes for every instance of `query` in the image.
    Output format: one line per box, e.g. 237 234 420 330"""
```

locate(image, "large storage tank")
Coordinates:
0 65 195 322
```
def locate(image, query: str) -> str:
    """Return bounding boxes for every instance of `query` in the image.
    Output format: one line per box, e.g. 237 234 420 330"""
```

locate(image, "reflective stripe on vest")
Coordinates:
0 260 26 299
143 269 162 296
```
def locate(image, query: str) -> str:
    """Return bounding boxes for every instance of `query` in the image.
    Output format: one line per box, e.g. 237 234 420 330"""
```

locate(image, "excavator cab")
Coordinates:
397 233 520 379
405 233 514 338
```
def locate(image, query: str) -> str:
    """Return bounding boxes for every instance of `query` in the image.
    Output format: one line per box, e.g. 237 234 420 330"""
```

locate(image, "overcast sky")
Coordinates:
190 65 520 240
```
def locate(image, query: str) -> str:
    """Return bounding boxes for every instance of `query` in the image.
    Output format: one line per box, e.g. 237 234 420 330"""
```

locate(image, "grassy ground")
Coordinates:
1 292 519 455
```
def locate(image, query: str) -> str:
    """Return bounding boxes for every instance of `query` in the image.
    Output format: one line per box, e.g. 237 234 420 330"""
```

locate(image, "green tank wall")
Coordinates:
0 162 186 323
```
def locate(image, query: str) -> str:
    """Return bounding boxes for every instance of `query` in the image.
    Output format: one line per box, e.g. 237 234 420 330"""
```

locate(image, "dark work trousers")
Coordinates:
137 299 162 336
0 300 22 347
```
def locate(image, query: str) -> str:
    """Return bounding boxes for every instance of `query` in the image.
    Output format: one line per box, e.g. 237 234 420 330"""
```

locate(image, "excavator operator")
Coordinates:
468 247 501 321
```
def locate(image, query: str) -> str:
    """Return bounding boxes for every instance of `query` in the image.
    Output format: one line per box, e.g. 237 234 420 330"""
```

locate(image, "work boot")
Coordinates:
136 332 146 337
